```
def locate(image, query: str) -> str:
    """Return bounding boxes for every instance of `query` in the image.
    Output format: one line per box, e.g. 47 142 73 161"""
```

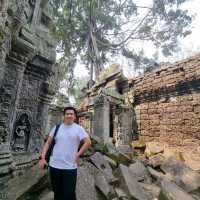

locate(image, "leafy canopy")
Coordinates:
51 0 192 85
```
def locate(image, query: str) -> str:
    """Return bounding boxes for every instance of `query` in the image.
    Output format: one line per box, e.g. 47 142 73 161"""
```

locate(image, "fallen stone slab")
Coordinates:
183 152 200 171
161 157 200 193
132 156 150 167
94 171 116 199
103 155 117 169
147 167 169 183
139 182 161 200
131 137 146 149
116 145 133 158
90 152 116 183
158 180 195 200
7 163 47 200
118 164 149 200
148 154 165 168
115 187 129 199
129 160 152 183
145 142 165 158
105 142 132 165
163 147 185 162
76 162 100 200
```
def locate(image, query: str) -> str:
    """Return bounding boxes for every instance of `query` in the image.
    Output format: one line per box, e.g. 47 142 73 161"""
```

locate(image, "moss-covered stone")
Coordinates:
131 137 146 149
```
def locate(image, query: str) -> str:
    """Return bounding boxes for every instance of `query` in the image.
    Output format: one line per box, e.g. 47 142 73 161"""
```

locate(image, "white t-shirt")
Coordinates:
49 123 89 169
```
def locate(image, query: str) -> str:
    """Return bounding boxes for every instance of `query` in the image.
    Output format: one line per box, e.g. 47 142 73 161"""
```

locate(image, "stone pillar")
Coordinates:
94 95 110 142
37 91 54 135
0 51 29 179
46 105 63 135
0 2 16 189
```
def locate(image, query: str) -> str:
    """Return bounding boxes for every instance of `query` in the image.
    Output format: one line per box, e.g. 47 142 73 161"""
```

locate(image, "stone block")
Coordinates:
182 152 200 171
194 105 200 113
183 112 196 120
90 152 115 183
159 180 195 200
129 160 151 183
103 155 117 169
148 114 160 119
140 109 148 114
94 171 116 199
7 163 47 200
145 142 165 157
140 123 150 130
161 157 200 193
106 149 131 166
149 120 160 126
131 137 146 149
147 166 168 183
139 104 149 110
148 154 165 168
140 114 149 120
139 182 161 200
76 163 100 200
115 187 128 199
118 164 149 200
141 130 150 136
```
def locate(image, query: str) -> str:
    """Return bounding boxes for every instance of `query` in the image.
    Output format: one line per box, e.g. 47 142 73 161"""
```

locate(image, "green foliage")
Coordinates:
51 0 193 87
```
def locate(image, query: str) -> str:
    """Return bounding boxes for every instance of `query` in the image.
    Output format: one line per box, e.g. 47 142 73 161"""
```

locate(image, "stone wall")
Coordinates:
45 94 70 135
113 106 134 146
0 0 58 188
132 55 200 149
45 105 63 135
94 95 110 141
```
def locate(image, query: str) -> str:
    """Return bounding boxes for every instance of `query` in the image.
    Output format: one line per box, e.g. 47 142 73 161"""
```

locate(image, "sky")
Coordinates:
72 0 200 78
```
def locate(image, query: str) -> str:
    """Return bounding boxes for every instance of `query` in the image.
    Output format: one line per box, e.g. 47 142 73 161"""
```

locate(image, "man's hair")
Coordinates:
63 106 77 117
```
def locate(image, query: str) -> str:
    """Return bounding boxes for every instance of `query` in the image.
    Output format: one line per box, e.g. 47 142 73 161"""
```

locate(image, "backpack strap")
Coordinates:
53 124 60 139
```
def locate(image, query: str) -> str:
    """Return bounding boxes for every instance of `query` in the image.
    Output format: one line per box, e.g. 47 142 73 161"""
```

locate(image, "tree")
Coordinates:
70 76 89 106
51 0 193 85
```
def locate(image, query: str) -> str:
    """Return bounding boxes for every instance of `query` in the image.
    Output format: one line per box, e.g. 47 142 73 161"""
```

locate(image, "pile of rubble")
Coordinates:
79 136 200 200
8 136 200 200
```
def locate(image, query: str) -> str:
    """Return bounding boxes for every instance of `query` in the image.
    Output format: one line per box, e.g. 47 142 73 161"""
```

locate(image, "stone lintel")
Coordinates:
27 55 54 76
38 95 54 104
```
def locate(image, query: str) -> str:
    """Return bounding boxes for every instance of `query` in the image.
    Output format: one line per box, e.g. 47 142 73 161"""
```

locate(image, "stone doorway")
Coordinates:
109 106 114 138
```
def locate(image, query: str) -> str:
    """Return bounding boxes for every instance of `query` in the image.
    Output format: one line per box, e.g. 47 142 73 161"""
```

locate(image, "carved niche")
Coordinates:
10 113 31 152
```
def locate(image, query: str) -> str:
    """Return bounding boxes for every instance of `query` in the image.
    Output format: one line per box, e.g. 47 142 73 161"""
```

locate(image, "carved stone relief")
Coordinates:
11 113 31 152
0 0 57 180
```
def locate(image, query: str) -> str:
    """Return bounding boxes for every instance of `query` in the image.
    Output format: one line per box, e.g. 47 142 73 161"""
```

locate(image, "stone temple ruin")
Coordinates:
0 0 58 191
79 55 200 169
78 64 136 146
0 0 200 199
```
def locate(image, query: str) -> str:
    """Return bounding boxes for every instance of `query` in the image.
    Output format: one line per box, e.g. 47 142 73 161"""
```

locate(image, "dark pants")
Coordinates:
49 166 77 200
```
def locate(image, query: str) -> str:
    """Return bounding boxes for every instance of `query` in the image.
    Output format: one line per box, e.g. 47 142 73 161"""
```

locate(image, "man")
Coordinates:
39 106 91 200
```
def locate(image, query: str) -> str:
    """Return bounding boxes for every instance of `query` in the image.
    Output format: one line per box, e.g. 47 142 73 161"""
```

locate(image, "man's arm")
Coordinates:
39 136 53 169
76 137 91 165
40 136 53 160
77 137 92 157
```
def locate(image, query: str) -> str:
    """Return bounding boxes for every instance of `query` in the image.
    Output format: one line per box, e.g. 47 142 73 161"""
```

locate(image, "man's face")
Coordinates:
64 109 76 124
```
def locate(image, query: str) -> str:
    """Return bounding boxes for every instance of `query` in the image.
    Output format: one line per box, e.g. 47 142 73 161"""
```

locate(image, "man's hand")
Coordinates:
75 153 80 165
39 158 48 169
39 136 53 170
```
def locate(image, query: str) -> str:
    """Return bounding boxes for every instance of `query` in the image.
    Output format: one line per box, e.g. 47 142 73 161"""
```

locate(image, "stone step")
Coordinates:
7 163 47 200
0 157 12 166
